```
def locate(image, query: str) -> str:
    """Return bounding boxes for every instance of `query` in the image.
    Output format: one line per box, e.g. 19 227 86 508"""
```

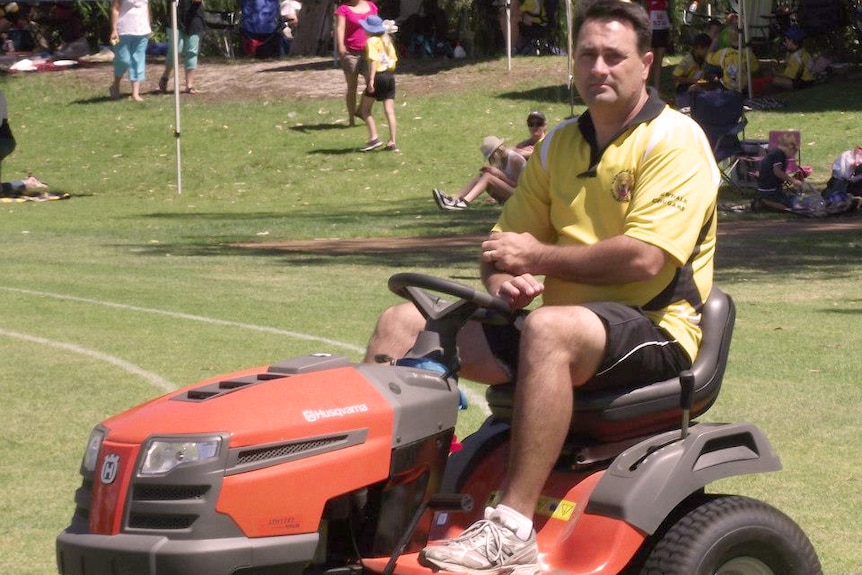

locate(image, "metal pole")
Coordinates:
742 0 753 99
171 0 183 194
566 0 574 116
506 0 512 71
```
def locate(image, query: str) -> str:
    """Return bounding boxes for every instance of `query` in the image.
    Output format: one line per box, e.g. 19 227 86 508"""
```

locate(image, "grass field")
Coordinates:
1 55 860 575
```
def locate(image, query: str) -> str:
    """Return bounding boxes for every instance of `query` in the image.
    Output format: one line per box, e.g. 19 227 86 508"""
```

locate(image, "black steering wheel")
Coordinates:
388 272 512 324
386 272 514 374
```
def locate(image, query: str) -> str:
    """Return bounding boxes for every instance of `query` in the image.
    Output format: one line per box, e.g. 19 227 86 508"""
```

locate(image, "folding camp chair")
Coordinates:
204 9 240 58
689 89 748 191
739 130 811 185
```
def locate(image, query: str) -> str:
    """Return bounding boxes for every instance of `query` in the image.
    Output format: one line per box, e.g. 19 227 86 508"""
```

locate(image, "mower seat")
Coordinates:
485 288 735 443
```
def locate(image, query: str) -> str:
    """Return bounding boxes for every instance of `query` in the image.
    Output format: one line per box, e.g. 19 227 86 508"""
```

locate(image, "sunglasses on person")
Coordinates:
528 121 545 128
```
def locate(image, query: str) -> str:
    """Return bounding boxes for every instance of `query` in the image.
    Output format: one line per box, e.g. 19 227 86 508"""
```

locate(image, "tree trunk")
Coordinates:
290 0 337 56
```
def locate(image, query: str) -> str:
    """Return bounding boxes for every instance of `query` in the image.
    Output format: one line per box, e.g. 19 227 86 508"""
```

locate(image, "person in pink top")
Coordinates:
335 0 378 126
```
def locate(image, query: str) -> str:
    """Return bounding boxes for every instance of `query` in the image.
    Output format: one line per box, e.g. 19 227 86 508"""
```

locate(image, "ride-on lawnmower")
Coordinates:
56 273 822 575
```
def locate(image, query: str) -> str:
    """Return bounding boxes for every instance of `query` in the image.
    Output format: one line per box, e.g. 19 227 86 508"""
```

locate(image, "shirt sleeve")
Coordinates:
622 117 720 267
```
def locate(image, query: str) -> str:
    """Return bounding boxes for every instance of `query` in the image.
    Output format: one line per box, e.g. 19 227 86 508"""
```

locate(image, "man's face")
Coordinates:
574 19 652 113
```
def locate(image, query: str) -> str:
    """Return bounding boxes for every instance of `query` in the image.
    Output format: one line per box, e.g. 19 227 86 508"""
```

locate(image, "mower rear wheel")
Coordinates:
639 495 822 575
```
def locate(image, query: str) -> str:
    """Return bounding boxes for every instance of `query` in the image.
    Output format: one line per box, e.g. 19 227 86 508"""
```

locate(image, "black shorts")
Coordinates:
367 71 396 101
482 302 690 390
651 29 670 49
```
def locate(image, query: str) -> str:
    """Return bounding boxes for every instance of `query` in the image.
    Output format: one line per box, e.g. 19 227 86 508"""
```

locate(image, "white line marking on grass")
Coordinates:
0 286 491 414
0 328 177 392
0 286 366 354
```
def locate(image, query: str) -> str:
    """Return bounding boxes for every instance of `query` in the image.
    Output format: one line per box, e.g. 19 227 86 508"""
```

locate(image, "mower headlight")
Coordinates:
82 427 106 474
140 437 221 475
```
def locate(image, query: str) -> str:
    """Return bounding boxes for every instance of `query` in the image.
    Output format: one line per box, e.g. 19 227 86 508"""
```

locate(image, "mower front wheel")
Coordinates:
639 495 822 575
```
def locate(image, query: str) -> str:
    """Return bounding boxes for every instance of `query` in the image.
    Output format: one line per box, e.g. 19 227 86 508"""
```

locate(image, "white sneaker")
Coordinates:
419 508 538 575
432 188 469 211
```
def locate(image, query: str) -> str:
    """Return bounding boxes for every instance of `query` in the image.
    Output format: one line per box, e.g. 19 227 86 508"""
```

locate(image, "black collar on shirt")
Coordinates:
576 88 667 178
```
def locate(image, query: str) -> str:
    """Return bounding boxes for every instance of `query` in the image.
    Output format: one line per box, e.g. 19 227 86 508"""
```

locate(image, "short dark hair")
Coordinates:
573 0 652 55
692 32 712 49
527 110 546 124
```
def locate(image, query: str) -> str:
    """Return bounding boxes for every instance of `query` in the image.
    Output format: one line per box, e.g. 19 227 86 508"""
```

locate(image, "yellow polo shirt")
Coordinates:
707 46 759 91
493 94 719 361
782 48 814 83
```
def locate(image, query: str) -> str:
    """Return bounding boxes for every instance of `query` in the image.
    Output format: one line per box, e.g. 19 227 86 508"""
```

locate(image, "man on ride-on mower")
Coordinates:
364 1 720 573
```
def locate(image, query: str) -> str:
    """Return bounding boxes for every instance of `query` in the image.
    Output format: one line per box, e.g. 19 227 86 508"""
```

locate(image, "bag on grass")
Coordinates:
790 182 827 218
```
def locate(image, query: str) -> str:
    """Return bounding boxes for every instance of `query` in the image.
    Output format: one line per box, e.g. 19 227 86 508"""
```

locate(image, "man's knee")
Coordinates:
519 305 607 381
364 302 425 362
521 305 603 345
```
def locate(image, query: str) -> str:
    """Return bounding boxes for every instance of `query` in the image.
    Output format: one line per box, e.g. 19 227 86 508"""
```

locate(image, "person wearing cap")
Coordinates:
366 1 717 572
512 111 547 160
432 135 527 210
772 27 814 90
357 15 399 152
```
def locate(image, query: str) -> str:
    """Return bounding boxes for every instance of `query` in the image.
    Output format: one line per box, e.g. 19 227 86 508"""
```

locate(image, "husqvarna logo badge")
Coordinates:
303 403 369 422
100 454 120 484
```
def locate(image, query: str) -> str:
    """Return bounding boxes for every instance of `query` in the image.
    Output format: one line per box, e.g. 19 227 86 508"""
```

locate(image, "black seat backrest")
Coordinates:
485 288 735 443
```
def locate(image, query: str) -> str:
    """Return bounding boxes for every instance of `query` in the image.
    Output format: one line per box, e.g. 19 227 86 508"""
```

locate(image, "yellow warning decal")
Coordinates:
485 491 577 521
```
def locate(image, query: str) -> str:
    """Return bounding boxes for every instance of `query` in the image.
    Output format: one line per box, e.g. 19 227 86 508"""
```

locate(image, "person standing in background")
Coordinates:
109 0 152 101
335 0 378 126
159 0 206 95
645 0 670 93
357 16 399 152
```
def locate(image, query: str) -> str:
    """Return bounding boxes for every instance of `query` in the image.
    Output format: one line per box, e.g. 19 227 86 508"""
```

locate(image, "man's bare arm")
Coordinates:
482 232 668 285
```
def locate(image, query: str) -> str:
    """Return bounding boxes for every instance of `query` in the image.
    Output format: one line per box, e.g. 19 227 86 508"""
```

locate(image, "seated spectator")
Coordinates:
512 110 546 160
280 0 301 48
47 1 88 59
432 135 526 211
672 32 715 107
0 89 51 198
825 147 862 197
1 2 36 52
772 27 814 90
755 132 804 211
706 26 759 92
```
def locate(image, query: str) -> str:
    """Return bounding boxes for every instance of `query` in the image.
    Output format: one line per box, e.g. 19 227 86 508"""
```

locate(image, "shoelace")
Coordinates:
449 519 511 564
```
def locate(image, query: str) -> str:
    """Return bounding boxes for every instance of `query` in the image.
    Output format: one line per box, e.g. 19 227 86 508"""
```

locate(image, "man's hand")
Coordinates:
494 274 544 310
481 231 543 276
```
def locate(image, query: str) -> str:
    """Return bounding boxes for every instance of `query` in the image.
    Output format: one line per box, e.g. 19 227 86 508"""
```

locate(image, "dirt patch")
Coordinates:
242 214 862 254
68 56 554 102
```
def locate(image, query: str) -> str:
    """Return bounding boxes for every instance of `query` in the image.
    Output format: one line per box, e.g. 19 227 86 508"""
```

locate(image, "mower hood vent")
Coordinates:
175 354 353 402
226 429 367 475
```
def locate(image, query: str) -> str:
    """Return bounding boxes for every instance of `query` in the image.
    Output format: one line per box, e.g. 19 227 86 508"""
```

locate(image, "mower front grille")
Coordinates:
128 513 197 530
133 484 210 501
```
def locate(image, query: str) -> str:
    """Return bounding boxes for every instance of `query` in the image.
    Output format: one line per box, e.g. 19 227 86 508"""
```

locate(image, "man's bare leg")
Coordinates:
500 306 606 517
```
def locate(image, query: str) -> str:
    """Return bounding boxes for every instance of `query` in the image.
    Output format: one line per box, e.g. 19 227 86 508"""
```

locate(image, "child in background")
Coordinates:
772 27 814 90
513 110 547 160
358 15 399 152
755 132 804 211
706 25 759 92
672 32 714 107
